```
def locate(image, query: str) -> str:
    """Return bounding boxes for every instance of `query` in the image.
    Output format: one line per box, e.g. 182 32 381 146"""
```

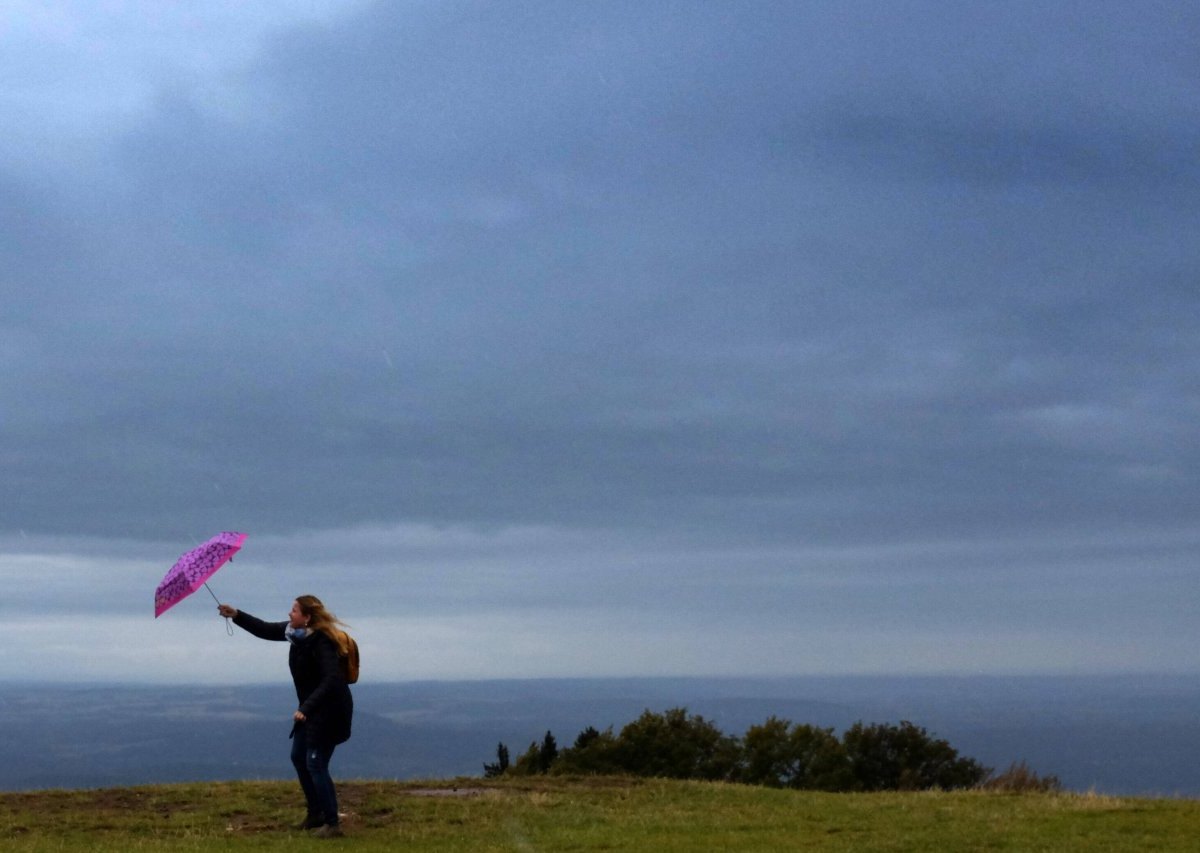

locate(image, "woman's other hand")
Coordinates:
218 604 238 618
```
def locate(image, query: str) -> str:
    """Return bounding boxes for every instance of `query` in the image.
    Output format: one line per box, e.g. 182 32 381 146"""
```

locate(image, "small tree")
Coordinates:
741 717 850 790
842 721 990 791
741 716 793 787
573 726 602 750
510 741 543 775
508 731 561 776
739 715 854 791
538 731 559 773
612 708 741 781
553 726 621 775
789 723 855 791
482 742 510 778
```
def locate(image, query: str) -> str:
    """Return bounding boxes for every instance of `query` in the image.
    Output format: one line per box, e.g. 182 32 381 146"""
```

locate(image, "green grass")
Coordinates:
1 776 1196 851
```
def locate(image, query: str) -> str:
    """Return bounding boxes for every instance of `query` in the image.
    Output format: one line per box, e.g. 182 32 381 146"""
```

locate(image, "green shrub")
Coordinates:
611 708 742 781
554 726 623 775
508 731 561 775
741 717 852 790
842 720 990 791
482 742 510 778
495 710 1011 794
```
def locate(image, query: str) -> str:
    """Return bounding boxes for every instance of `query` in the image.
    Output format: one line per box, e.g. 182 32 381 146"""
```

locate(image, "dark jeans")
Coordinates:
290 725 339 825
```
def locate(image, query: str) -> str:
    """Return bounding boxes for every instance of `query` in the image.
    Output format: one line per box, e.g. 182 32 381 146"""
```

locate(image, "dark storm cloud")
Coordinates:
4 0 1199 550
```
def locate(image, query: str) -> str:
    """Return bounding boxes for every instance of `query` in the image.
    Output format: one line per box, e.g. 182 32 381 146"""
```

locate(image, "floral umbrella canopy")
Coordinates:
154 531 247 618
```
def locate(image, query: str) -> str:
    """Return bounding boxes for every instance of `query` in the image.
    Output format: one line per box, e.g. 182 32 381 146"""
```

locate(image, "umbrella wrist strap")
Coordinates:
203 583 234 636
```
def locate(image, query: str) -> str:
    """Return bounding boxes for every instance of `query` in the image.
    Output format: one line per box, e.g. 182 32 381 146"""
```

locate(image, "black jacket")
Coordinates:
232 610 354 747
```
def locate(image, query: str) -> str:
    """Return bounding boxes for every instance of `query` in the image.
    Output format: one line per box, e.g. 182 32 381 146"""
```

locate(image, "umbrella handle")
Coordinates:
203 583 234 636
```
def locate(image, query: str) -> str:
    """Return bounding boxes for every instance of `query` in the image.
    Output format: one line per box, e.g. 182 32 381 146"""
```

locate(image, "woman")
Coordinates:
217 595 354 838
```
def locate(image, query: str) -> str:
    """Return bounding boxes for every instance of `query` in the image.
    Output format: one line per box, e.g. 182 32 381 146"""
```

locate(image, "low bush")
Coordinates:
842 720 990 791
489 707 1014 793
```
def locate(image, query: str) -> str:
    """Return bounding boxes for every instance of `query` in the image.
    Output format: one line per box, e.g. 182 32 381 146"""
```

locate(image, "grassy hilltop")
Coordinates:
2 776 1197 851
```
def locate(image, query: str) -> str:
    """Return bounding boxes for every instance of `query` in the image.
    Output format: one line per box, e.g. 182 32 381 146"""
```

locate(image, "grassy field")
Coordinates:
1 776 1197 851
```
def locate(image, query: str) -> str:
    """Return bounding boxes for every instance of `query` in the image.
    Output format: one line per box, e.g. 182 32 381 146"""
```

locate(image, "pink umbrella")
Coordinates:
155 531 247 618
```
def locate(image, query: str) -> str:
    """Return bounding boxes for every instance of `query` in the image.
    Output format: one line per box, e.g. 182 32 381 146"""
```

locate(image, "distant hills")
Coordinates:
2 675 1197 795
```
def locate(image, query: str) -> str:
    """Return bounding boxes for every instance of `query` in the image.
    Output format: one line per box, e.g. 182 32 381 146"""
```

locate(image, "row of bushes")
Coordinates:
484 707 1060 793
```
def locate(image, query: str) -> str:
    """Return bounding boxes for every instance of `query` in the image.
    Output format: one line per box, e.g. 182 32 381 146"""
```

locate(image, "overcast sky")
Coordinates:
3 1 1197 683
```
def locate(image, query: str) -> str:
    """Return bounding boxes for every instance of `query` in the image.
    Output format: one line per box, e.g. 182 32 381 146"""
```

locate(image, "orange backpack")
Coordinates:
338 631 360 684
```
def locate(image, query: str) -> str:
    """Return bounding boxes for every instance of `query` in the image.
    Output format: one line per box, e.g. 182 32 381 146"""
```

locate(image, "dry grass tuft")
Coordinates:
980 760 1064 793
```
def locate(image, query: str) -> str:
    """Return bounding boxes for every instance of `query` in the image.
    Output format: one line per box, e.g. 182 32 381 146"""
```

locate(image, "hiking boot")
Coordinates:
310 823 345 839
298 813 326 830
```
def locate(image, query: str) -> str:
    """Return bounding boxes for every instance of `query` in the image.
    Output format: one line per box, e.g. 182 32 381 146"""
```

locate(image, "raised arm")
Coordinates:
220 605 287 641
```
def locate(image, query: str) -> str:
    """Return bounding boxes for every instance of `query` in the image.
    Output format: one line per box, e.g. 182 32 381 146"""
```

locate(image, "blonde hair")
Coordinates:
295 594 351 656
